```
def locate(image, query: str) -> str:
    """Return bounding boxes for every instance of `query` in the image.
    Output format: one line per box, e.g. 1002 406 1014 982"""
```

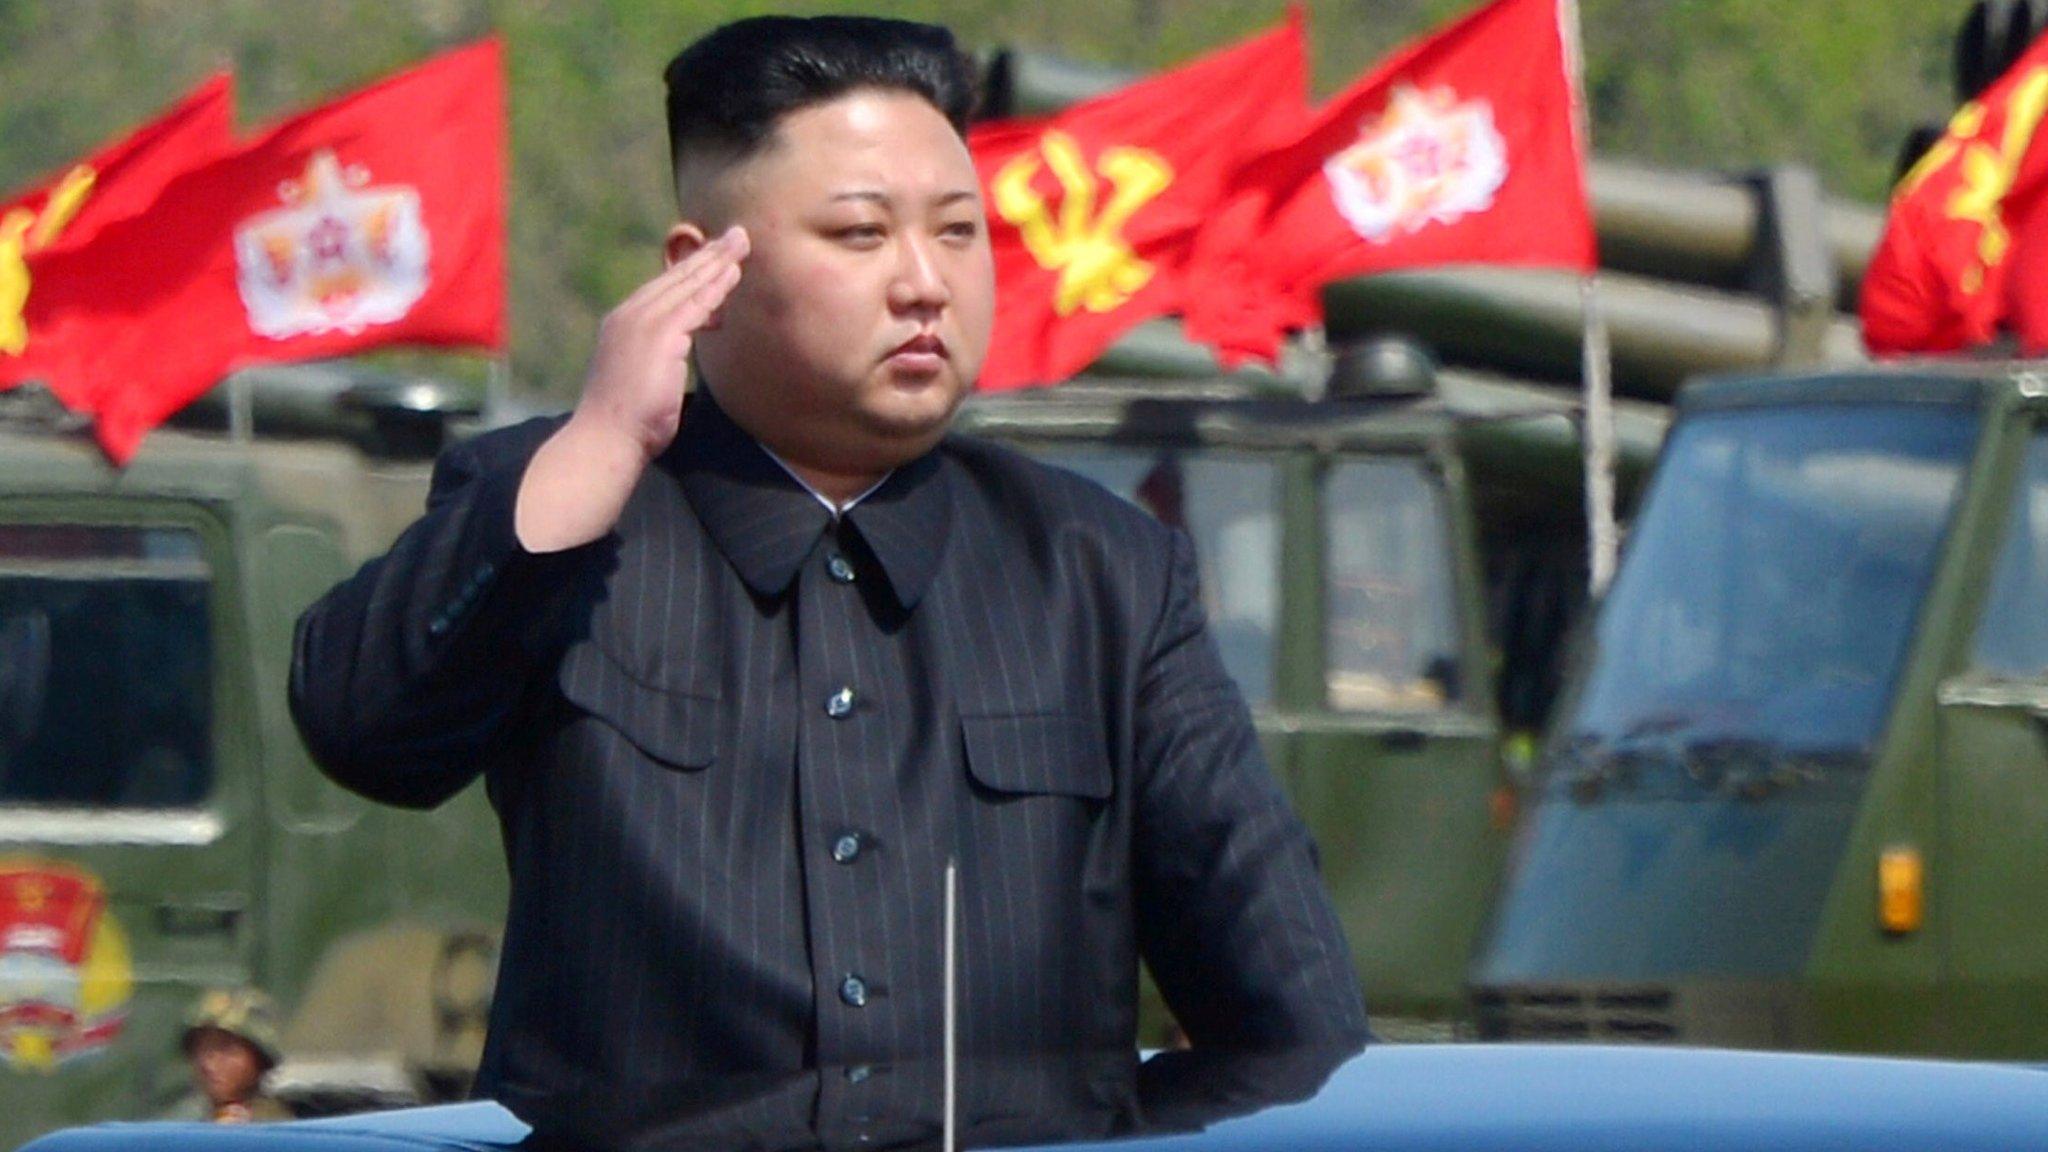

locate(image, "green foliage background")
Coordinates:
0 1 1966 400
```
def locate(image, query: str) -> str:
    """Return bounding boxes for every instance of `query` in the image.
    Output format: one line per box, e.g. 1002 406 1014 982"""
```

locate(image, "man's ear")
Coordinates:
665 220 710 268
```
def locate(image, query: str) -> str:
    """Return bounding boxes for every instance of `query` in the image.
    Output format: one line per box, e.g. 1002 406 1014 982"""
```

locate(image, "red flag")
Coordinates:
0 74 234 396
1184 0 1597 365
1860 35 2048 356
969 16 1308 391
23 38 506 462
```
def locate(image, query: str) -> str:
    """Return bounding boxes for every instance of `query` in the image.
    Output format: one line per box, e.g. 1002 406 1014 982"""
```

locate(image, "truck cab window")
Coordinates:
0 525 213 808
1971 432 2048 677
1325 459 1463 712
1564 406 1975 761
1030 448 1281 706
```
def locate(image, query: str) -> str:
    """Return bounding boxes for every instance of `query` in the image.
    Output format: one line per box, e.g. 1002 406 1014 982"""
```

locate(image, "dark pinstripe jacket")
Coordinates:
290 391 1367 1106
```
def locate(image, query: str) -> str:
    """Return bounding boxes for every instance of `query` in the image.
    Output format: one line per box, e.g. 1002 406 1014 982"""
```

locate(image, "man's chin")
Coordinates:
864 379 965 438
863 410 950 453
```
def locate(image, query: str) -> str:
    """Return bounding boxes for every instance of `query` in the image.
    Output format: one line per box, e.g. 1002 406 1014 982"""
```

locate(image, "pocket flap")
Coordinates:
961 712 1111 800
558 640 718 769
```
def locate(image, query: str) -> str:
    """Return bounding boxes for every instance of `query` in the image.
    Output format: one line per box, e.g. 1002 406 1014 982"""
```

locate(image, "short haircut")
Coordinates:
663 16 978 189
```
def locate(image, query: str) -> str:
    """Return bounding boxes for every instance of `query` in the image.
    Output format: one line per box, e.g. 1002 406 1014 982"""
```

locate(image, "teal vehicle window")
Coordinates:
1028 448 1282 706
1562 405 1976 763
1971 430 2048 676
0 524 213 807
1324 458 1463 712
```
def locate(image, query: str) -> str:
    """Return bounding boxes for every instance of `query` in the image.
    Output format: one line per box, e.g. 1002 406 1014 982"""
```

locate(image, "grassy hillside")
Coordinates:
0 0 1965 400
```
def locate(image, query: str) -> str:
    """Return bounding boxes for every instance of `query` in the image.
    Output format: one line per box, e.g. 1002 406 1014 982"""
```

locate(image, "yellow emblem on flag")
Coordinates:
992 130 1173 316
1897 67 2048 294
0 166 97 356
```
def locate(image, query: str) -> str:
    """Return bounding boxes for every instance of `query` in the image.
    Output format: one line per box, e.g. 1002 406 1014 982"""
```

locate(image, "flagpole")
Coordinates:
1560 0 1617 595
486 354 512 425
1581 279 1618 594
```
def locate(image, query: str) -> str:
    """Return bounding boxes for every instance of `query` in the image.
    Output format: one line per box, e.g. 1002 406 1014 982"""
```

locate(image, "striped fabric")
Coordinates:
291 391 1367 1105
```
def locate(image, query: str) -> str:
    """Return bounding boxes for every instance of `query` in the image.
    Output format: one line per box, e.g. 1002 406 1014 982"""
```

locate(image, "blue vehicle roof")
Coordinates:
21 1045 2048 1152
17 1104 529 1152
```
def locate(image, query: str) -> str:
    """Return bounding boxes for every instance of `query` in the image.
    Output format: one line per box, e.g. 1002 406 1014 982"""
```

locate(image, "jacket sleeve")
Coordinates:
1130 529 1372 1048
288 417 602 809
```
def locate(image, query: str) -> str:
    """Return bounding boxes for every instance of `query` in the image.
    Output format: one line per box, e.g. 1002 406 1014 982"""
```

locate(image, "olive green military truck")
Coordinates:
0 369 506 1144
1472 362 2048 1058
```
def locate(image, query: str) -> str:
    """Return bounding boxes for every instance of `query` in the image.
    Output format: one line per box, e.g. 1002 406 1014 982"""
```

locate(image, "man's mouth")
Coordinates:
885 333 949 376
890 333 947 359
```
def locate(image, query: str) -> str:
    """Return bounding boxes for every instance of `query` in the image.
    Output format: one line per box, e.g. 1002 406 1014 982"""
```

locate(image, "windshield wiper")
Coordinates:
1679 736 1848 800
1550 723 1693 801
1551 726 1855 803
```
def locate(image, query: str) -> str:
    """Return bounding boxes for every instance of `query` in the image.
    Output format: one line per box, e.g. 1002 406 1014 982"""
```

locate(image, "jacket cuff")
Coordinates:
426 444 606 664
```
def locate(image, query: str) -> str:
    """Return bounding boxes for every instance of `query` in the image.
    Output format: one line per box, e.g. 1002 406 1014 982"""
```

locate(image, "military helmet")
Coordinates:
180 987 284 1071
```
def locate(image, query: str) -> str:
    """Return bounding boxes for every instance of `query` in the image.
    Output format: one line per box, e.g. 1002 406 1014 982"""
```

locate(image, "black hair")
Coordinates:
663 16 978 184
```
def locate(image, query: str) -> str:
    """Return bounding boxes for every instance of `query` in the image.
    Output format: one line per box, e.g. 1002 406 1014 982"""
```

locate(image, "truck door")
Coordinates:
0 511 254 1131
1292 453 1503 1028
1935 422 2048 1057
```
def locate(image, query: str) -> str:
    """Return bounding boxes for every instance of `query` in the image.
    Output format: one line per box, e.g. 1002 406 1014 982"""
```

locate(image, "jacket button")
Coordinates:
840 974 868 1007
832 832 863 864
825 687 855 718
827 555 857 584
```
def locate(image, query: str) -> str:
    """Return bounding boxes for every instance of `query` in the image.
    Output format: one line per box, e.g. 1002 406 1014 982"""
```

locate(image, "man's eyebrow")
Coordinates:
826 189 982 206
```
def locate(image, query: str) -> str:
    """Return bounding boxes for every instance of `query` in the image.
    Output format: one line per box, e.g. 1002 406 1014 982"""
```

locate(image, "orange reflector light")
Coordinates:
1878 845 1924 936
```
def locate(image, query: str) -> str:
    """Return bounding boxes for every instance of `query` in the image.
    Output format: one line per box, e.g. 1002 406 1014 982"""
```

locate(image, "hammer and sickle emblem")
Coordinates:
1896 68 2048 294
1 165 97 356
992 130 1174 316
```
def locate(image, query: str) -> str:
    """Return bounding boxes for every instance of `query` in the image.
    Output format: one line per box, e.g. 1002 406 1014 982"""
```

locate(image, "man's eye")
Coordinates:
940 220 981 243
835 224 886 245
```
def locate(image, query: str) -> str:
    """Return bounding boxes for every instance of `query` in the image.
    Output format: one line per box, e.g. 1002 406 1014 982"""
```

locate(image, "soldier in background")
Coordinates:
164 988 292 1123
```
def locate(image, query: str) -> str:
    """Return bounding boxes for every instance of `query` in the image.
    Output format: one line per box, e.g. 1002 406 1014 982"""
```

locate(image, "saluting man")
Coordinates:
290 15 1367 1107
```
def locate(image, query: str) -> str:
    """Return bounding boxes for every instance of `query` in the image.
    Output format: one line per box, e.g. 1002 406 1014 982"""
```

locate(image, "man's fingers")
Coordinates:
636 250 736 315
645 236 745 336
670 261 742 334
657 226 750 294
621 226 750 315
656 244 744 309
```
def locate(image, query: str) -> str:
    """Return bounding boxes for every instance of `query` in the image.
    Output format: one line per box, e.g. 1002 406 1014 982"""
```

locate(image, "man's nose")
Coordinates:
887 234 952 313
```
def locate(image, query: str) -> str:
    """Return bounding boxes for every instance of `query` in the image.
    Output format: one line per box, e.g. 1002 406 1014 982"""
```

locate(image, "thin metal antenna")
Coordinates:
227 372 254 444
943 858 958 1152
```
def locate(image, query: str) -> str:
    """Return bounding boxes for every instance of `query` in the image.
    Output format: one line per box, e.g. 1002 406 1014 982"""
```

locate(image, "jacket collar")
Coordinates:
840 447 949 611
667 388 952 609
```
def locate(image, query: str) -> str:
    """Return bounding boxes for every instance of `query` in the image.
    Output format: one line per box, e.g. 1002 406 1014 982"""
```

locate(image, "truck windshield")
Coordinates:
1561 404 1977 762
1325 457 1463 711
1028 448 1281 706
0 524 213 808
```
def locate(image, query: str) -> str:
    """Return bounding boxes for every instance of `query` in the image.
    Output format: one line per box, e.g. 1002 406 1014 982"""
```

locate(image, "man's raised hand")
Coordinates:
578 226 749 460
515 226 750 553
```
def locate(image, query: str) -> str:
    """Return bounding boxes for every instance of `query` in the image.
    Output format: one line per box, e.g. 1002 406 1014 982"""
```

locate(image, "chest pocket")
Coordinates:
558 639 719 771
961 712 1112 800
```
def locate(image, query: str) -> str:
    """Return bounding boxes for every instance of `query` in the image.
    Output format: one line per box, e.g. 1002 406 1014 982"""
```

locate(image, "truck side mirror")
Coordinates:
0 611 51 752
